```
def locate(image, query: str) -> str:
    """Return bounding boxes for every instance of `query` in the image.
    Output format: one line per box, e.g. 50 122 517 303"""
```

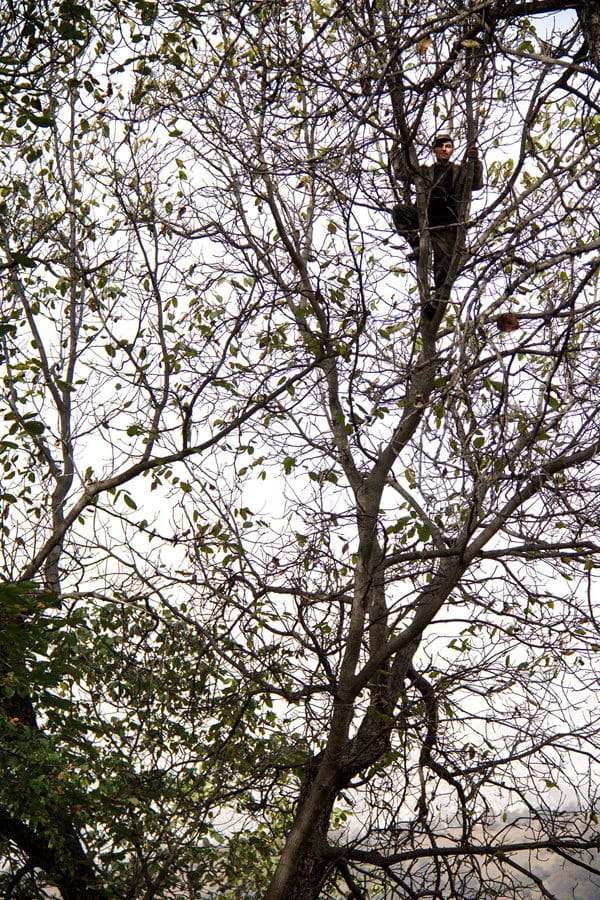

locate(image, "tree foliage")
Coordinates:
0 1 599 898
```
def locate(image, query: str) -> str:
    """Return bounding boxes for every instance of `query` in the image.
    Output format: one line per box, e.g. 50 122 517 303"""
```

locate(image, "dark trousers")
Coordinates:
392 204 460 291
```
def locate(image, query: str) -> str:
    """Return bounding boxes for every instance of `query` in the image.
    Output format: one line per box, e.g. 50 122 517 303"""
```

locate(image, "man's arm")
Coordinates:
390 139 422 184
464 145 484 190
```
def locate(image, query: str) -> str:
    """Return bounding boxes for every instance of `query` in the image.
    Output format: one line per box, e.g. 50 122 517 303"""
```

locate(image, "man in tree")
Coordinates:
391 133 484 314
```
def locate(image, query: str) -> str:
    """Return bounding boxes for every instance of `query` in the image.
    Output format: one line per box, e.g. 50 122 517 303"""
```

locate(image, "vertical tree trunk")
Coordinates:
264 762 337 900
578 1 600 72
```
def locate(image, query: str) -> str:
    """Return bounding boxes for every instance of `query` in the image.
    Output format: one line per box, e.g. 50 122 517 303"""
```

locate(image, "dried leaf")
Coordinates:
497 312 520 332
417 36 432 56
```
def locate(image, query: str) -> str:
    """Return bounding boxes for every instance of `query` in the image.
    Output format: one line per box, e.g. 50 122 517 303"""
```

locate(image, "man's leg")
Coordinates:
391 204 419 258
431 227 458 292
421 227 458 319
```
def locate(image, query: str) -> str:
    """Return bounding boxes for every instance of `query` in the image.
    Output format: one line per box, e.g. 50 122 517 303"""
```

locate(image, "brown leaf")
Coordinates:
360 75 371 96
497 312 520 332
417 36 432 56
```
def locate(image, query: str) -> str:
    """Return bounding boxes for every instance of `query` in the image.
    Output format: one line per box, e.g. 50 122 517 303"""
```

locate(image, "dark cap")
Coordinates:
432 133 453 147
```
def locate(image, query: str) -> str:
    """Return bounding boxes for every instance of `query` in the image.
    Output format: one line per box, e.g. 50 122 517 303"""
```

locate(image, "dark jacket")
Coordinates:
392 147 484 226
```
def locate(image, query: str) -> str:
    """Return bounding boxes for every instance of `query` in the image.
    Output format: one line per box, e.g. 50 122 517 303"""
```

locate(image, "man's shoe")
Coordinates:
406 249 419 262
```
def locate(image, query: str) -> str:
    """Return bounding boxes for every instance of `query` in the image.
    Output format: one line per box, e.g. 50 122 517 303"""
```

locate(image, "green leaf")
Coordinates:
417 524 431 542
23 420 45 436
56 379 76 393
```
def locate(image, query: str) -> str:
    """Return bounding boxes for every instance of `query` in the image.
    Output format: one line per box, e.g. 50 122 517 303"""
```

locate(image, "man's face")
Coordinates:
434 141 453 162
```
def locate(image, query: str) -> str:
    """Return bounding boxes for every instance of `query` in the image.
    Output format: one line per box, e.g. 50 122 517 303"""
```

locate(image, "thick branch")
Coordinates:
325 835 600 867
0 806 106 900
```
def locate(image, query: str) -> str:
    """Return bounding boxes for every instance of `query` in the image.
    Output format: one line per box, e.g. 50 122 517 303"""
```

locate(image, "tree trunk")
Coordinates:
579 0 600 73
264 761 337 900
